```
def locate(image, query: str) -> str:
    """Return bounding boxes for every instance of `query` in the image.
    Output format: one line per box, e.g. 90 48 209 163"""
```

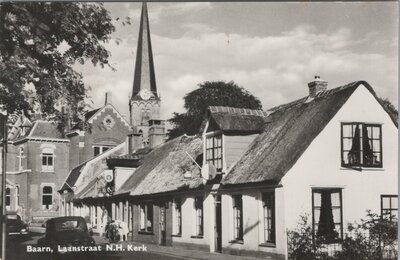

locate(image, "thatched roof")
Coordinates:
205 106 269 133
222 81 396 186
115 135 204 196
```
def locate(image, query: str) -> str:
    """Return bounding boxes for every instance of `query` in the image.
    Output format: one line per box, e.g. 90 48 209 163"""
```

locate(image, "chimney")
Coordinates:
308 76 328 97
128 131 143 154
148 119 165 148
105 92 112 105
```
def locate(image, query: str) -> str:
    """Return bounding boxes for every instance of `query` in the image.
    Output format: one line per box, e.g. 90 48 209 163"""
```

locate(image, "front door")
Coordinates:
160 205 166 245
214 195 222 252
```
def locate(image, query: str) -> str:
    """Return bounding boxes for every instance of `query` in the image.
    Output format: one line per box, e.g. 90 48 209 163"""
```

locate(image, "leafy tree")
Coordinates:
168 81 262 139
0 2 116 121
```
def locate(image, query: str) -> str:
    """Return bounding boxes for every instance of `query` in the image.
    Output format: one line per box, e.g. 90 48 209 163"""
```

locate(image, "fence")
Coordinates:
287 231 398 260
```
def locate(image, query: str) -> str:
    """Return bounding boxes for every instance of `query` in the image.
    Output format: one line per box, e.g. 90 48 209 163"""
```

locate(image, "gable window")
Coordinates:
205 134 223 171
5 187 11 207
174 198 182 235
312 189 343 242
262 191 276 244
381 195 398 222
139 204 153 232
42 186 53 210
341 123 382 168
93 145 114 156
41 148 54 172
232 195 243 241
194 196 203 236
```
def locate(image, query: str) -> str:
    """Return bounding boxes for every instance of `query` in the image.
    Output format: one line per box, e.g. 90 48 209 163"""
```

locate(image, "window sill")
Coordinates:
138 231 154 235
190 235 204 239
259 242 276 248
229 239 244 244
171 234 182 237
340 167 384 171
41 170 55 173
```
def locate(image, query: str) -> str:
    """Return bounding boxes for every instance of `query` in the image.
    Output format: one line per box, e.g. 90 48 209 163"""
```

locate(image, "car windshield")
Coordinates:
54 219 87 232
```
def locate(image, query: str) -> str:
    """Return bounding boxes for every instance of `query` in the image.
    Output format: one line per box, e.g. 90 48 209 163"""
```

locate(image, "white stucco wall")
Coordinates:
220 188 285 257
282 84 398 234
171 192 212 248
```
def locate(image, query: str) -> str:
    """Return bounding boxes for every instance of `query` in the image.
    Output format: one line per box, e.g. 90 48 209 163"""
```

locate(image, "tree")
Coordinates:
0 2 116 121
168 81 262 139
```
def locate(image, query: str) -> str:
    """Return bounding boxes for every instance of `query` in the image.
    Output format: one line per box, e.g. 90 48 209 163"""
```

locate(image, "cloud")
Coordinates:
78 23 398 121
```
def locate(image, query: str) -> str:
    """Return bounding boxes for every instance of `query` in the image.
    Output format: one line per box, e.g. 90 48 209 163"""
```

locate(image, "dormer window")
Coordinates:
205 134 223 171
341 123 382 168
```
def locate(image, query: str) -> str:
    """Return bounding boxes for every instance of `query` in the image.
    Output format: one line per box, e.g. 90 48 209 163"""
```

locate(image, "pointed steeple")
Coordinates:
131 2 158 99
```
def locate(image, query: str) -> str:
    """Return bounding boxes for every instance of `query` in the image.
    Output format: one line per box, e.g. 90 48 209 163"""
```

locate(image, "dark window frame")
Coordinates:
381 195 398 222
341 122 383 168
262 191 276 244
139 204 153 232
194 196 203 236
312 188 343 242
205 133 223 171
5 187 10 206
174 198 182 235
232 195 243 241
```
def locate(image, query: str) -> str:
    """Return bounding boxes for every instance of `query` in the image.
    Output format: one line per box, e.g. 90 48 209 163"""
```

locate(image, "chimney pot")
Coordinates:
308 76 327 97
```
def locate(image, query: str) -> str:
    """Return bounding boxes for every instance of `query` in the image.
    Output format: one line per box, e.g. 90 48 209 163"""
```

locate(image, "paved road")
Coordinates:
7 232 185 260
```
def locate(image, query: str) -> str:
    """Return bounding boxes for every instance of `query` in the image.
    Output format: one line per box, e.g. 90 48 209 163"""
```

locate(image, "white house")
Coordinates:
214 79 398 258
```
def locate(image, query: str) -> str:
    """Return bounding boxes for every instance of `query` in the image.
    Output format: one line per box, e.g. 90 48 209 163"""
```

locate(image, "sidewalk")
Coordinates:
93 235 278 260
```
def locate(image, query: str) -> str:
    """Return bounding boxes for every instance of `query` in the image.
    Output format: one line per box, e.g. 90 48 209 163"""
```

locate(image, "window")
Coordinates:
381 195 398 222
18 147 24 171
15 186 19 207
42 186 53 210
262 192 276 244
5 187 10 206
41 148 54 171
312 189 343 242
139 204 153 232
93 145 114 156
232 195 243 241
205 134 223 171
174 198 182 235
194 197 203 236
341 123 382 168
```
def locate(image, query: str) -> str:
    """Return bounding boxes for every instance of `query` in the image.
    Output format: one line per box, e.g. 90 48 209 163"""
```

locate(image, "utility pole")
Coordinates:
1 114 7 260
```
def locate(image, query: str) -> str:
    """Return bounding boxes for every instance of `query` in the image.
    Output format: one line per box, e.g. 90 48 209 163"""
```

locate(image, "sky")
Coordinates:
76 2 398 121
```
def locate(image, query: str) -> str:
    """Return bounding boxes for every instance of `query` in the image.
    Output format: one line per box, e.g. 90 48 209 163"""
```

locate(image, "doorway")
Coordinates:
214 195 222 252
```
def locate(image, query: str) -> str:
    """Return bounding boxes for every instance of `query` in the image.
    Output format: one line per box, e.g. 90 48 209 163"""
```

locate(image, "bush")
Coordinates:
287 211 398 260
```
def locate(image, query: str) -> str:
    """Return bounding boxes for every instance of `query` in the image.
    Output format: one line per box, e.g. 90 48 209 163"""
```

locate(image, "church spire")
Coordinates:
131 2 158 100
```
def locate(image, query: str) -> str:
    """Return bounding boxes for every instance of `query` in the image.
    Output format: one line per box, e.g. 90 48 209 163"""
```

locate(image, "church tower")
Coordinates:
129 2 164 147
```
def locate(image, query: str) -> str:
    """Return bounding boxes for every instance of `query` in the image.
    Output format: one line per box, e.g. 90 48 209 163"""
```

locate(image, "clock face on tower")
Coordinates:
139 89 153 100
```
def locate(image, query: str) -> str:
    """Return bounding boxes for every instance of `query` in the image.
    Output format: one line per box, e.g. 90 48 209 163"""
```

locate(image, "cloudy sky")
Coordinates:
76 2 398 121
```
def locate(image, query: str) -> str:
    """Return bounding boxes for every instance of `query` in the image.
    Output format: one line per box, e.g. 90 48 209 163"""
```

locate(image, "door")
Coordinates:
160 205 166 245
214 195 222 252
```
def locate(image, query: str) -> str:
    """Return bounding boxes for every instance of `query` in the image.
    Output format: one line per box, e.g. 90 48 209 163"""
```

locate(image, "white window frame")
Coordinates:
93 145 115 156
41 147 55 172
18 146 25 171
41 184 54 210
173 198 182 235
193 196 203 237
5 186 11 208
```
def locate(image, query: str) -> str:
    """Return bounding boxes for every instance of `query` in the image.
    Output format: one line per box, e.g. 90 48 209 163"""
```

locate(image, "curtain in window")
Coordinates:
362 126 374 166
348 124 361 165
317 191 337 242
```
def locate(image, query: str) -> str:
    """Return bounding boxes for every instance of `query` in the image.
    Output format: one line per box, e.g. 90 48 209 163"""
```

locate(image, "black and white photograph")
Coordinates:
0 1 398 260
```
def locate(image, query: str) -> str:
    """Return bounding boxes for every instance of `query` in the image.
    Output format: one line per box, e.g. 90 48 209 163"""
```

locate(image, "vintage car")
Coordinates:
38 216 96 255
7 214 29 235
